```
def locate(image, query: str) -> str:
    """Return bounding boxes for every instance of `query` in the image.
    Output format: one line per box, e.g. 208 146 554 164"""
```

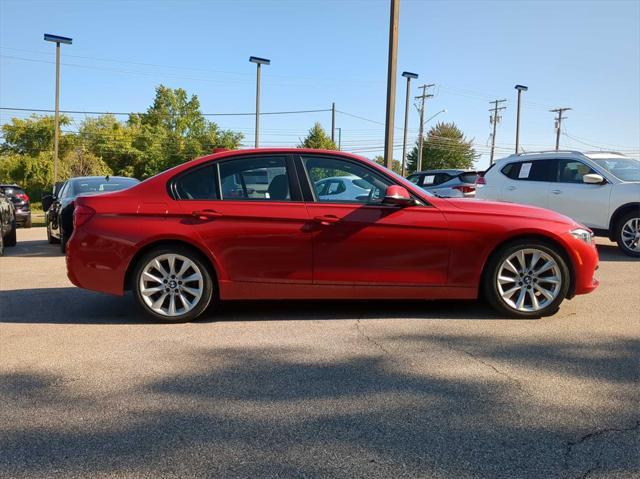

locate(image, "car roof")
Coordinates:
411 169 476 175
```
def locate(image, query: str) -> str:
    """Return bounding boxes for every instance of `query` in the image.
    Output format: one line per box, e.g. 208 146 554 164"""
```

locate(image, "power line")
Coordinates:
0 106 331 117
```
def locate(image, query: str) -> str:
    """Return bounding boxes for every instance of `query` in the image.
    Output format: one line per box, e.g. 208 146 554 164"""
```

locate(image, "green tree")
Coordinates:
298 122 337 150
374 155 403 175
406 122 476 174
1 115 75 157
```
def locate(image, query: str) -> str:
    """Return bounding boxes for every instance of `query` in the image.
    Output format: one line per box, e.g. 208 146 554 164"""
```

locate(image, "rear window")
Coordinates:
71 177 139 195
458 172 478 183
173 165 219 200
0 186 25 195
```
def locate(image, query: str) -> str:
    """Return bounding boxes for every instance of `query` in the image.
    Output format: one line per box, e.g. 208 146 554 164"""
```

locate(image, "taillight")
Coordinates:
73 204 95 228
15 193 29 202
476 176 486 186
453 185 476 194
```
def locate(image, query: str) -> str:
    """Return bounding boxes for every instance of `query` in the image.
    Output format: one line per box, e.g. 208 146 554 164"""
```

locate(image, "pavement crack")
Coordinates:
355 319 392 356
563 419 640 478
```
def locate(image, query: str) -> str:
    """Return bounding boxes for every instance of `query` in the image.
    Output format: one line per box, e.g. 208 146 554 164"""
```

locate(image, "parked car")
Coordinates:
407 170 480 198
0 184 31 228
476 151 640 257
315 175 372 202
0 191 17 255
66 148 599 322
43 175 139 253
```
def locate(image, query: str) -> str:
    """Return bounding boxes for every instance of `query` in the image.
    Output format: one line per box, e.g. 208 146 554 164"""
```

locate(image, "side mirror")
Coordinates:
383 185 414 206
583 173 605 185
42 194 54 212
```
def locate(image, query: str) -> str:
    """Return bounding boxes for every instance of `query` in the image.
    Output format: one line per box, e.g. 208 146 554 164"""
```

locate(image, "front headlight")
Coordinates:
570 228 594 244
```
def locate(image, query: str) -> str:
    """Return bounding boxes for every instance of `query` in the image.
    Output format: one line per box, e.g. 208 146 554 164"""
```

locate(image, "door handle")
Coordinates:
551 189 562 195
506 186 517 191
313 215 340 226
192 209 223 220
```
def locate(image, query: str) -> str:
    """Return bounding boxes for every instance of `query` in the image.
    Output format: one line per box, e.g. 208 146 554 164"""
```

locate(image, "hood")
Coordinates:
443 198 580 227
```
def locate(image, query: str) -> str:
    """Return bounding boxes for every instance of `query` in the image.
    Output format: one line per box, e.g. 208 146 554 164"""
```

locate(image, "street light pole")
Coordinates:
514 84 528 154
383 0 400 169
249 56 270 148
401 72 418 176
44 34 72 183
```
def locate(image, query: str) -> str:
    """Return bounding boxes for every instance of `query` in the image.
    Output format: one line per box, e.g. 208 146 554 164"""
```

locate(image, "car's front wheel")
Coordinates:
485 240 570 318
615 211 640 258
132 246 214 322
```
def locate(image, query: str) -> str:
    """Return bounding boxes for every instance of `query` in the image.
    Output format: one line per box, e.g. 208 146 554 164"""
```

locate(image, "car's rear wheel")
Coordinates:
615 211 640 257
133 246 214 322
485 240 570 318
4 219 17 247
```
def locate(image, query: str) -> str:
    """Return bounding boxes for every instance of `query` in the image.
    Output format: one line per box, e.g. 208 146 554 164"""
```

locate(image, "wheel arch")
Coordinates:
479 233 576 299
608 203 640 241
123 238 220 293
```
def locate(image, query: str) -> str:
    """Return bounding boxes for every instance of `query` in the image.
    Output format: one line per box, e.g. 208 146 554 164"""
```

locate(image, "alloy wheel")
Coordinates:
620 217 640 253
139 253 204 317
496 248 562 313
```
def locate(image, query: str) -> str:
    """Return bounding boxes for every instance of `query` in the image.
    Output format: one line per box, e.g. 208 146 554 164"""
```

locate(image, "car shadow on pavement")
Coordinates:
3 239 63 258
596 243 639 262
0 287 511 324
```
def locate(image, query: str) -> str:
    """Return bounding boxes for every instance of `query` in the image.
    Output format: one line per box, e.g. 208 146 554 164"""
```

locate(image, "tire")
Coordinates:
132 246 214 322
4 219 17 247
47 223 60 244
484 240 570 319
615 210 640 258
60 228 68 254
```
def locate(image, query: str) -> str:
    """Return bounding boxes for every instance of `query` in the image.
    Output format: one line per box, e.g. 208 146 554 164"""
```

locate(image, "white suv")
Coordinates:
476 151 640 256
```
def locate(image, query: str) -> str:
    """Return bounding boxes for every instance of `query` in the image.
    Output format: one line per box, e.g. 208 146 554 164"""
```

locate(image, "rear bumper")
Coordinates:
66 227 130 296
14 210 30 225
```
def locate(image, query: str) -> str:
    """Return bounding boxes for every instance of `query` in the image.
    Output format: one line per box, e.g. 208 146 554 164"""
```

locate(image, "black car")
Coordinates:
43 175 139 253
0 190 17 255
0 184 31 228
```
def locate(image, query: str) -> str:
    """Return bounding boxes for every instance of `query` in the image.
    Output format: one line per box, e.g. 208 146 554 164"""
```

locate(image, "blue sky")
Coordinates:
1 0 639 168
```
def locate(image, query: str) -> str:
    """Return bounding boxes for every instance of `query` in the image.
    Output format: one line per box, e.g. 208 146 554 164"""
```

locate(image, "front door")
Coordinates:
299 155 450 286
173 155 312 284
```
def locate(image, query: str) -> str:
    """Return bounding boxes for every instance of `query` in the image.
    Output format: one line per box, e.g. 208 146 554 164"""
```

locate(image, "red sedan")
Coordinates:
66 148 599 322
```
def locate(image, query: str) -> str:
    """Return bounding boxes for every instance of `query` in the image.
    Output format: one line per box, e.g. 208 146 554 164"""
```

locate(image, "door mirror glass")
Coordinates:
383 185 413 206
42 194 53 211
583 173 605 184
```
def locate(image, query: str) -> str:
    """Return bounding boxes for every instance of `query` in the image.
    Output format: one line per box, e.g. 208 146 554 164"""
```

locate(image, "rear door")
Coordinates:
498 159 556 208
172 155 313 284
299 155 450 286
546 158 612 228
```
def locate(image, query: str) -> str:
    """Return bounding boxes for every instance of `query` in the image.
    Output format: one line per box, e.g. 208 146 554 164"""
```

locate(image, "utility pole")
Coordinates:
331 102 336 143
415 83 434 172
489 99 507 165
44 34 72 184
383 0 400 168
550 107 571 151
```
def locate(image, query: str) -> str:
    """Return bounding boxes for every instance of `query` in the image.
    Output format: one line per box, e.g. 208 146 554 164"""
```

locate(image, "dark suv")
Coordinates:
0 184 31 228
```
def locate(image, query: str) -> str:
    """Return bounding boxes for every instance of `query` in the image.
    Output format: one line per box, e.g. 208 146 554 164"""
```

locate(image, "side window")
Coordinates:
174 164 219 200
557 160 595 183
433 173 452 185
303 156 392 204
407 175 421 185
502 160 555 181
219 156 291 201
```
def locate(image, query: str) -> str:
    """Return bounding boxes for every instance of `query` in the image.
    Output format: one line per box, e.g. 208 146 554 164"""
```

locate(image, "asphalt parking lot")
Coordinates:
1 227 638 479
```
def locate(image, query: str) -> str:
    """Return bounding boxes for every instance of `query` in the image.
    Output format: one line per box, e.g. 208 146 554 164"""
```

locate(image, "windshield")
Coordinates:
592 158 640 182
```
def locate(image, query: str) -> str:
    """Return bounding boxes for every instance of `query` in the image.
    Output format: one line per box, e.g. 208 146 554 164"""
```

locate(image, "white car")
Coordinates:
476 150 640 256
314 175 372 202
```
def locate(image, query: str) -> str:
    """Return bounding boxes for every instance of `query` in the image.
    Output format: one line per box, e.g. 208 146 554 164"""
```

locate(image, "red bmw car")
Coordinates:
66 148 599 322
